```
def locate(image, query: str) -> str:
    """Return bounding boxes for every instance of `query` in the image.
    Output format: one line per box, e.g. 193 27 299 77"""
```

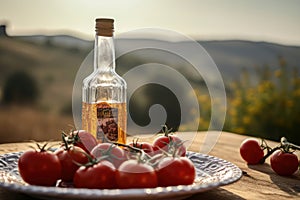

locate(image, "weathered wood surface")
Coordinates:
0 131 299 200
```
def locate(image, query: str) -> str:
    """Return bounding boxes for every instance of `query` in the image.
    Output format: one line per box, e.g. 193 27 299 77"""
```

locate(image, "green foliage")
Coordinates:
2 70 39 105
192 89 226 131
192 58 300 145
225 58 300 144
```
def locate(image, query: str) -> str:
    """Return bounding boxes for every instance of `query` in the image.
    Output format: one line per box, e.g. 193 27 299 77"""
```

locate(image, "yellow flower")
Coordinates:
242 116 251 125
258 84 266 93
260 81 274 92
234 127 245 134
247 88 255 98
286 100 293 108
247 106 257 114
229 109 237 116
293 89 300 97
198 95 209 103
274 69 282 78
232 98 242 107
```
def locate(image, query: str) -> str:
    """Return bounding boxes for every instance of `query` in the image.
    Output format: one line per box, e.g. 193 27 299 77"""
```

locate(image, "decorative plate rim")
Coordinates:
0 151 242 200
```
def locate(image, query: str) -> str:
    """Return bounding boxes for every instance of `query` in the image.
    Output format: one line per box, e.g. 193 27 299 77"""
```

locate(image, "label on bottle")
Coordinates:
96 103 118 142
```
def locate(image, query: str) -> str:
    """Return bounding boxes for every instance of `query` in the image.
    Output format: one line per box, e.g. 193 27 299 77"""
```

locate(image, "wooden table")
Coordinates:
0 131 299 200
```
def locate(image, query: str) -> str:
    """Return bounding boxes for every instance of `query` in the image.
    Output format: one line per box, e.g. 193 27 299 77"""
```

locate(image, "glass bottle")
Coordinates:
82 18 127 144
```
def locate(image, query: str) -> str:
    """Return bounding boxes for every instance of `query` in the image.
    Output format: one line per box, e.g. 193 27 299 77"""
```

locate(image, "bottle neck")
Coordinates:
94 35 115 71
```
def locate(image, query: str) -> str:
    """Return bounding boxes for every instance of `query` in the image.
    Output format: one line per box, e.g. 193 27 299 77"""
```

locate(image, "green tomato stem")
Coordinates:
259 137 300 164
113 142 152 160
259 146 281 164
281 137 300 151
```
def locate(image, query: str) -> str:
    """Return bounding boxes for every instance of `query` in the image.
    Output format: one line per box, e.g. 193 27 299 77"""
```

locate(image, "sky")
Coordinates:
0 0 300 45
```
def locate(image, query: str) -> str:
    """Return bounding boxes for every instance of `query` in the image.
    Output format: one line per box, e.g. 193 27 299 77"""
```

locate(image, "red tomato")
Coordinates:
270 150 299 176
240 138 264 164
116 160 158 189
73 160 117 189
18 150 62 186
153 135 186 156
91 143 126 168
55 146 89 182
72 130 98 154
156 156 195 186
128 141 154 156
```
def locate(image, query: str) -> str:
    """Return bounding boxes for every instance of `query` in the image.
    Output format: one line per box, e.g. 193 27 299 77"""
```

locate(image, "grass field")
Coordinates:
0 36 88 143
0 106 74 143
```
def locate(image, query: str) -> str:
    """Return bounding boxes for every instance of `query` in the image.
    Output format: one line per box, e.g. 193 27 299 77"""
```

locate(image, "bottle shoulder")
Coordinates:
83 71 126 88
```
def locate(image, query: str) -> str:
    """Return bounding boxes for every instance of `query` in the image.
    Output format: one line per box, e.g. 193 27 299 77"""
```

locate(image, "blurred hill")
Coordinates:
3 34 299 81
0 35 90 113
1 34 300 110
1 32 300 142
115 38 300 82
203 40 300 80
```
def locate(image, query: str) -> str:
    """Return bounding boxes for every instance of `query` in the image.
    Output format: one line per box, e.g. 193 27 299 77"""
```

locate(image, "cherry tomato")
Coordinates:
116 160 158 189
156 156 195 186
128 141 154 156
91 143 126 168
71 130 98 154
74 160 117 189
18 149 62 186
55 146 89 182
270 150 299 176
153 135 186 156
240 138 264 164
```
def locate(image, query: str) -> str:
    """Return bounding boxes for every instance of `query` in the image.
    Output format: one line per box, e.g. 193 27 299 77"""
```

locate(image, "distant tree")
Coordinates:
45 38 54 47
2 71 39 105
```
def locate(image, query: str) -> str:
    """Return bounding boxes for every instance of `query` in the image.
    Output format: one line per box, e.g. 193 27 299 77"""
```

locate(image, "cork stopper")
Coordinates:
95 18 114 37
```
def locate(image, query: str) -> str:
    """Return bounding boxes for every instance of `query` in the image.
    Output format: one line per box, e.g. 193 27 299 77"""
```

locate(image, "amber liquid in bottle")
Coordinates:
82 18 127 144
82 102 126 144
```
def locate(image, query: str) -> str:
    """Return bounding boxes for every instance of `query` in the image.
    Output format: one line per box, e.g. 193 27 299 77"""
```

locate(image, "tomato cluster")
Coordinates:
239 137 300 176
18 129 196 189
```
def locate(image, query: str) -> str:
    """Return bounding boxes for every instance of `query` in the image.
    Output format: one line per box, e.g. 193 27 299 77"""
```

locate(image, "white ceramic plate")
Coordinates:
0 151 242 200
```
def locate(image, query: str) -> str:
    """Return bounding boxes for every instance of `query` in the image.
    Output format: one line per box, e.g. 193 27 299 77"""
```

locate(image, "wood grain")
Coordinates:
0 132 299 200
